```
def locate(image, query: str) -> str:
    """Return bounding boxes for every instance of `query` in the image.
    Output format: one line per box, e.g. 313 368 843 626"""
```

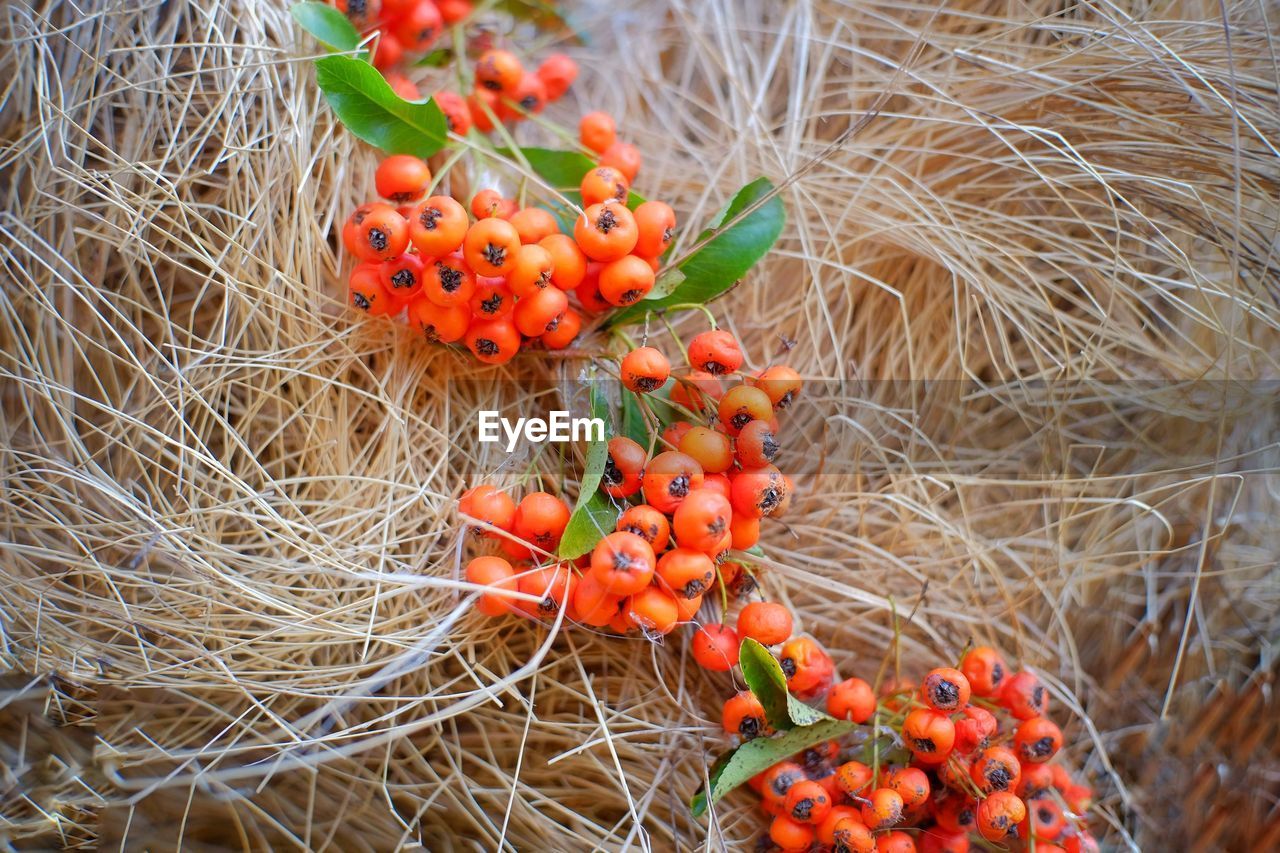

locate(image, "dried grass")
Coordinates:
2 0 1278 849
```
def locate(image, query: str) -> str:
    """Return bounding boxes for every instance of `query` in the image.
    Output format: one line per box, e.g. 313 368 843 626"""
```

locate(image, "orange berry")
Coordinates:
1000 670 1050 720
779 636 834 697
827 677 876 723
953 704 998 754
407 195 468 256
669 370 723 413
589 531 656 595
975 791 1026 842
737 601 793 646
830 816 875 853
923 667 971 712
624 586 678 634
475 49 523 94
632 200 676 258
1017 763 1056 800
580 165 630 206
433 89 471 134
536 53 578 100
718 384 773 436
573 202 638 261
971 746 1022 794
884 767 930 808
661 420 693 449
579 111 616 154
506 72 547 115
615 348 667 396
785 779 832 825
574 265 611 312
860 787 904 831
407 295 469 342
672 489 732 552
372 31 404 70
458 485 516 537
464 316 520 364
1013 716 1063 764
678 426 733 474
730 464 787 519
934 796 978 835
903 708 955 762
375 155 432 204
508 207 559 244
512 492 570 555
729 513 760 549
512 285 568 337
674 592 703 622
392 0 442 51
379 252 426 299
516 564 575 619
421 254 476 307
504 242 555 298
571 572 622 627
541 307 581 349
688 329 743 375
691 623 739 671
348 264 396 316
722 690 769 739
876 831 916 853
537 233 587 291
656 547 715 600
335 0 379 27
464 217 521 277
469 277 514 320
754 364 801 407
600 140 641 182
736 419 780 468
435 0 472 24
615 505 670 552
598 254 655 305
640 451 704 514
470 188 506 219
769 814 815 852
960 646 1008 697
816 806 863 848
467 89 498 132
1025 798 1067 842
834 760 874 798
602 436 646 498
762 761 806 808
347 202 409 263
465 555 517 616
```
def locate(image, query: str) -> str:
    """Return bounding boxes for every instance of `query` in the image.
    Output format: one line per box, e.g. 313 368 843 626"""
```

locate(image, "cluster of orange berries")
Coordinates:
334 0 471 71
459 331 803 635
449 48 579 134
341 149 677 362
719 644 1099 853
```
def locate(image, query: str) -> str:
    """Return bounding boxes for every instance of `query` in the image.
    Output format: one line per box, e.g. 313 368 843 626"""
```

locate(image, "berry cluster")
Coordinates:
459 331 802 635
341 146 677 362
334 0 471 71
718 643 1099 853
460 48 579 133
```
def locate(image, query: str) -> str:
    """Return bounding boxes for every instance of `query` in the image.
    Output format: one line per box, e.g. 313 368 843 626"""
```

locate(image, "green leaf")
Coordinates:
315 55 449 158
608 177 785 325
690 719 858 817
558 383 616 559
739 639 832 730
496 148 646 207
292 2 363 52
742 545 766 558
646 268 685 301
415 48 452 67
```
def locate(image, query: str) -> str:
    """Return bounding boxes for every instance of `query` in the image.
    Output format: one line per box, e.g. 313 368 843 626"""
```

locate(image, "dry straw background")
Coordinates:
2 0 1279 850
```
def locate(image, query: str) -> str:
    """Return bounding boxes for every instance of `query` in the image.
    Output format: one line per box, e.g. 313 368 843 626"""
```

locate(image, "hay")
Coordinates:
2 0 1278 849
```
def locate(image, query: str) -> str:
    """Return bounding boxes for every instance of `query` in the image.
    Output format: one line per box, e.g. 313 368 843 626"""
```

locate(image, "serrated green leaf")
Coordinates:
558 384 616 559
690 719 858 817
315 55 448 158
292 2 363 52
608 177 785 325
